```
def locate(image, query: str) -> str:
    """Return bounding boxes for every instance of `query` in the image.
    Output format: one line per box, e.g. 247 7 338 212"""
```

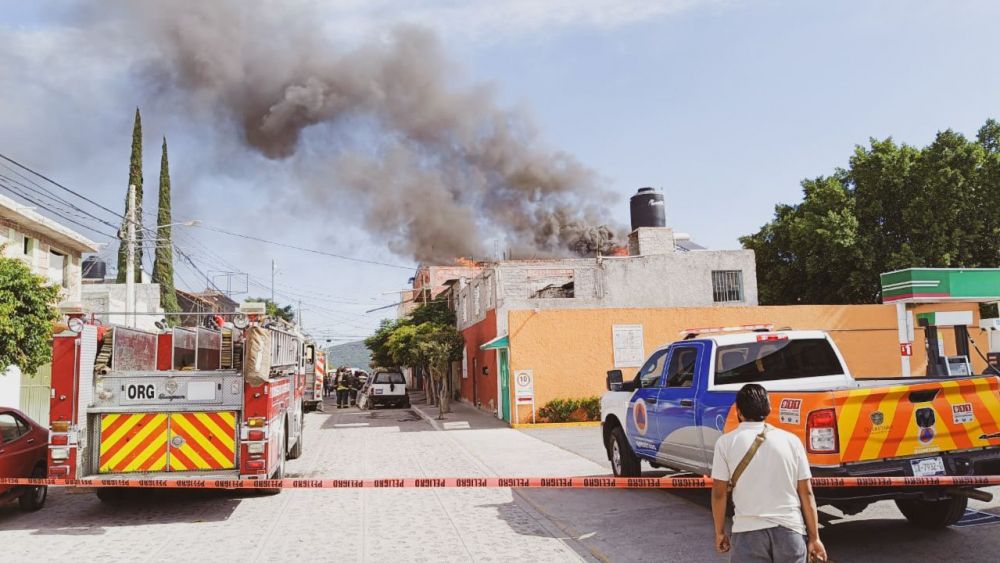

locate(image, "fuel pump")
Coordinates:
979 318 1000 375
917 311 973 376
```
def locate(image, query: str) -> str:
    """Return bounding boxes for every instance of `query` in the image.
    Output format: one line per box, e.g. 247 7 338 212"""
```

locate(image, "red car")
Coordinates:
0 407 48 511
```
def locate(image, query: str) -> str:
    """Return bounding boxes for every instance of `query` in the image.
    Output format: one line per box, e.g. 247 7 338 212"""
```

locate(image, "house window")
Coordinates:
712 270 744 303
48 250 67 287
23 236 33 256
473 284 481 317
527 269 575 299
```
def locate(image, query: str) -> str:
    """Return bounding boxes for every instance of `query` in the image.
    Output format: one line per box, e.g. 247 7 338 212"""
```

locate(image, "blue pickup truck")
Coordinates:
600 328 1000 528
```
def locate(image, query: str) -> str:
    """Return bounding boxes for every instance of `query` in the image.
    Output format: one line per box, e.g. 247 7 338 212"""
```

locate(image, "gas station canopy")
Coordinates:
881 268 1000 303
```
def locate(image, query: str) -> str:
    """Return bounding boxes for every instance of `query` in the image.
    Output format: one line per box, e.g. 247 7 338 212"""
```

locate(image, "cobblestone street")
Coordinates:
5 396 1000 562
0 397 603 563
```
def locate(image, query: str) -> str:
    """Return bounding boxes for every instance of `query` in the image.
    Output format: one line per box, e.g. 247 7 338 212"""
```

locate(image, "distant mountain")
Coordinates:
325 340 371 370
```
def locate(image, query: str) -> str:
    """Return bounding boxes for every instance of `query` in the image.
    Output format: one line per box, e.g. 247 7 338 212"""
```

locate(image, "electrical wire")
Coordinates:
192 223 414 270
0 152 125 219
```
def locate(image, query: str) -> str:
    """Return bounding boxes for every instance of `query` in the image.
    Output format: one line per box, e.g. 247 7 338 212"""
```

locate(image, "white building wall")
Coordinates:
0 221 87 302
457 249 758 334
81 283 164 332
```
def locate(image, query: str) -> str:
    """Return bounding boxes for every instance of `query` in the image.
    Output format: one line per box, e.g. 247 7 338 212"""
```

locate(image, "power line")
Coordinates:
0 152 125 219
0 180 118 239
192 224 414 270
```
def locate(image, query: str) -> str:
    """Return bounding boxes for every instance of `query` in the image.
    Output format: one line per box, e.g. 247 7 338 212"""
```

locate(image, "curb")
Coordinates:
511 421 601 429
409 402 445 431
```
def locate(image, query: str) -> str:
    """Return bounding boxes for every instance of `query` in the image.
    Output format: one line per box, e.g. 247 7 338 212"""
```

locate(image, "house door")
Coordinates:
498 349 511 422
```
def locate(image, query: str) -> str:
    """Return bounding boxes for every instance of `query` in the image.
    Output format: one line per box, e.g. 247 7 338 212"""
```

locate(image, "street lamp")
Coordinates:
154 220 201 230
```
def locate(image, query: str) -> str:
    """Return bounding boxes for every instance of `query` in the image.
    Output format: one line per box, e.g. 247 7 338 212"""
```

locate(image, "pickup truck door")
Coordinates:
626 348 670 459
653 343 710 473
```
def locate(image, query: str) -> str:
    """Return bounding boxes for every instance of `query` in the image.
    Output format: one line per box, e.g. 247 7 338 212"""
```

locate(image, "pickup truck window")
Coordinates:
665 346 698 388
637 349 669 388
715 338 842 385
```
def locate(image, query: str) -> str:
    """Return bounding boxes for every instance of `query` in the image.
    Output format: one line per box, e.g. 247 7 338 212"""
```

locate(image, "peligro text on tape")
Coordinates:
0 475 998 489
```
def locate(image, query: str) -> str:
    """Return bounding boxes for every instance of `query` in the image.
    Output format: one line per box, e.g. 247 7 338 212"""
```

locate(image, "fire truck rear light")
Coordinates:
248 430 265 441
51 421 70 432
247 460 265 471
807 408 839 453
50 447 70 461
247 443 265 454
51 434 69 446
248 417 265 428
49 465 70 476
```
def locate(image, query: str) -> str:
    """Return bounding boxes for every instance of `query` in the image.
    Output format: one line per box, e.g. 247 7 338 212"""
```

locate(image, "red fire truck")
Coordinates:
303 344 326 412
46 304 306 498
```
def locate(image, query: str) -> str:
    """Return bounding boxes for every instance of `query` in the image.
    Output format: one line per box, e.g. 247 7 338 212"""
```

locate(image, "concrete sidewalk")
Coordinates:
409 393 509 432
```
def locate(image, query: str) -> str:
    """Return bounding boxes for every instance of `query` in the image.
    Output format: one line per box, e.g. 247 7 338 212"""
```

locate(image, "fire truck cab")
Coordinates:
47 304 306 497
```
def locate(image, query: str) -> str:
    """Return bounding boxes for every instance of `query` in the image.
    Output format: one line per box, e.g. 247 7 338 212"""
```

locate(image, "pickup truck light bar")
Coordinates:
680 324 774 337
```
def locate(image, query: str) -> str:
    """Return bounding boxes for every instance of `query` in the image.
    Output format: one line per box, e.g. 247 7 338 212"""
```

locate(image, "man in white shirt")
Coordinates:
711 384 827 562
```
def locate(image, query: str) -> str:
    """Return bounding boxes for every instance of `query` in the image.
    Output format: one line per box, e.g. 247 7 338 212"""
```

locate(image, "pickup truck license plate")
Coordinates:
911 456 946 477
374 389 383 395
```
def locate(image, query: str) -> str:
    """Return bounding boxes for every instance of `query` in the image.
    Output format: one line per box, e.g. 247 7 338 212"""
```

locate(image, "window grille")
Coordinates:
712 270 743 303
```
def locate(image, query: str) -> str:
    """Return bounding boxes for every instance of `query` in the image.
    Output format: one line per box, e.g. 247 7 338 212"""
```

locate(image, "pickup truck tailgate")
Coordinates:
836 376 1000 463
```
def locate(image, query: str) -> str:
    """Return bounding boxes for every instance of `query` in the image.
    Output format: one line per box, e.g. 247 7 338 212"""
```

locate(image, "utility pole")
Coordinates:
298 299 302 328
271 259 276 306
125 184 136 328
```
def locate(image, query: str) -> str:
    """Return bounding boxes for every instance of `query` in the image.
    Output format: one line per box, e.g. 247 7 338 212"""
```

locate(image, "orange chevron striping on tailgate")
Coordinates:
167 412 238 471
99 413 169 473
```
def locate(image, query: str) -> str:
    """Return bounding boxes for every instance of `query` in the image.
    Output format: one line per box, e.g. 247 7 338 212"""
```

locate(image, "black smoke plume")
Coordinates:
119 1 621 263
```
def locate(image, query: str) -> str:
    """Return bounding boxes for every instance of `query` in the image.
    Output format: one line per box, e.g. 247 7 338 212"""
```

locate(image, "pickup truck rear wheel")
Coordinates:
895 495 967 528
610 427 641 477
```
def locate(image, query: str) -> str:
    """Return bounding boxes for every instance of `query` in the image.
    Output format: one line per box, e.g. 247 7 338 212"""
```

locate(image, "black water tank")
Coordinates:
630 187 666 230
82 255 106 280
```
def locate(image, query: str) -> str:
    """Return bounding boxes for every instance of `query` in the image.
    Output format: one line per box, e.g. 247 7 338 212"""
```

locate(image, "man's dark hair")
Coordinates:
736 384 771 422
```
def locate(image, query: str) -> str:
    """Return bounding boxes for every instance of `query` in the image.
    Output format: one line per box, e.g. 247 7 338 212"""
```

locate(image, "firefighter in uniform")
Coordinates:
348 370 361 406
336 368 351 409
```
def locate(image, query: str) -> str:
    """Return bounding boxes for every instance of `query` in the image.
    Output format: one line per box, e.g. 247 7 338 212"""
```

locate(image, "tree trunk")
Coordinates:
424 366 436 406
440 381 451 415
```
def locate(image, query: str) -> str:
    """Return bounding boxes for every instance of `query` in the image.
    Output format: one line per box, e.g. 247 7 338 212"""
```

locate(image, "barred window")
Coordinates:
712 270 743 303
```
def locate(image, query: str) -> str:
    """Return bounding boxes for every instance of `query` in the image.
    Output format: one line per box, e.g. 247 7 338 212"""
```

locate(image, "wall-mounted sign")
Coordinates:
613 324 645 368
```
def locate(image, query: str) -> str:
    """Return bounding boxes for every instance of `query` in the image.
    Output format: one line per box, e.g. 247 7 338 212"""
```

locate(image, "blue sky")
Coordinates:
1 0 999 341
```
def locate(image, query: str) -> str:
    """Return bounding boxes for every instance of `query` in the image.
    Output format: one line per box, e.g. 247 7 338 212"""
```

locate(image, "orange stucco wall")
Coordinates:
506 303 984 422
461 309 498 412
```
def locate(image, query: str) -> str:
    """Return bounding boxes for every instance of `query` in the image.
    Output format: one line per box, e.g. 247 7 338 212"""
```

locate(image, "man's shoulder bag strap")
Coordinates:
727 425 769 493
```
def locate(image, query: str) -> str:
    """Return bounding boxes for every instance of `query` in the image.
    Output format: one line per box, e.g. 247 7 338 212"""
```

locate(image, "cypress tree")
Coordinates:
153 137 181 317
116 108 143 282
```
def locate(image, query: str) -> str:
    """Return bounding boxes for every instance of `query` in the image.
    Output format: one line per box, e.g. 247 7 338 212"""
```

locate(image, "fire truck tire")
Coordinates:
288 415 304 460
95 488 130 504
895 495 967 528
260 433 286 496
18 465 47 512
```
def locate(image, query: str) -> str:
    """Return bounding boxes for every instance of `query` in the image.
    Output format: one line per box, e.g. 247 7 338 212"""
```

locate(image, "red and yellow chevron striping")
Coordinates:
168 412 237 471
99 413 169 473
98 411 237 473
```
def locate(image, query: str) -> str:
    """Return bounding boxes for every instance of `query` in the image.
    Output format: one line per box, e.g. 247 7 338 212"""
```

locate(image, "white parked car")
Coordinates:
358 371 409 409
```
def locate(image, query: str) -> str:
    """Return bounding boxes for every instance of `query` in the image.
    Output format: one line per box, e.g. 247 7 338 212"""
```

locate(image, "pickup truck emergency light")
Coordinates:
807 408 839 454
679 324 774 337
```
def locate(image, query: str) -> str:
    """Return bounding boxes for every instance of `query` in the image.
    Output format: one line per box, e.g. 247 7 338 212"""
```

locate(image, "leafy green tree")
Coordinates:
117 108 144 283
744 121 1000 304
152 137 181 319
366 318 407 368
366 301 464 413
246 297 295 322
0 254 60 375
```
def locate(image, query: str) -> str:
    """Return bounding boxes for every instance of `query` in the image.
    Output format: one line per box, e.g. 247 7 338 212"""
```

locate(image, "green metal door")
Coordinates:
498 349 510 422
